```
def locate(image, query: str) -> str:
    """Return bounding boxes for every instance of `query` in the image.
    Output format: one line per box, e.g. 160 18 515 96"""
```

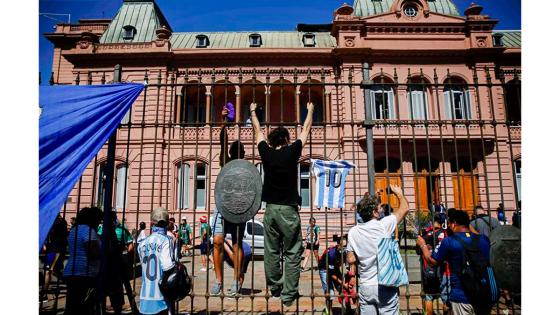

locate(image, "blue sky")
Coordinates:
39 0 521 83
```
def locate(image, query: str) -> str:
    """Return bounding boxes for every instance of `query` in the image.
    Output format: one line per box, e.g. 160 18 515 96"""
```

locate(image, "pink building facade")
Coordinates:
45 0 521 232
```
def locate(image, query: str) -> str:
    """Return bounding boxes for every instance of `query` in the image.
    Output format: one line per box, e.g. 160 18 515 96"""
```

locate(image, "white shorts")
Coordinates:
358 285 399 315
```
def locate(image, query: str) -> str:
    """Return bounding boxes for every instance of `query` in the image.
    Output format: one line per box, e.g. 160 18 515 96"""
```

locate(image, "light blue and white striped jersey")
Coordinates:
137 226 175 315
311 159 355 209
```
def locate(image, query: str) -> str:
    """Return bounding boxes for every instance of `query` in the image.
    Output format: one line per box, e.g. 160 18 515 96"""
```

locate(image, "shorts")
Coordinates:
305 243 320 251
212 208 246 245
358 285 399 315
44 252 64 272
200 241 210 255
319 269 341 300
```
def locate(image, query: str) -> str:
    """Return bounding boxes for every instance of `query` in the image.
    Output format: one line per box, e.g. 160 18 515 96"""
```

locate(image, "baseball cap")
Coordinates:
200 215 207 223
181 216 187 221
151 207 169 224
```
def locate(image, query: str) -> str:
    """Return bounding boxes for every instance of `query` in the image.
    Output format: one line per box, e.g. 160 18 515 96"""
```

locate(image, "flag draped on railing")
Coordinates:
39 83 144 250
311 159 355 209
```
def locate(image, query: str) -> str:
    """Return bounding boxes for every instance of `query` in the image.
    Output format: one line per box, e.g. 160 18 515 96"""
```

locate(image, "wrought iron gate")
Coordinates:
40 63 521 314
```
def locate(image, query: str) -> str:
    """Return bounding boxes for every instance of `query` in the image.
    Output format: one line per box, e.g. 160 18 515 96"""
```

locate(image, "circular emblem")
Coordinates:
489 226 521 293
214 159 262 224
345 38 355 47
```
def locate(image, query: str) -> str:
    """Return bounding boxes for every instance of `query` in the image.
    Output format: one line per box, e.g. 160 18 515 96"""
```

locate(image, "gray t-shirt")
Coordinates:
470 215 500 237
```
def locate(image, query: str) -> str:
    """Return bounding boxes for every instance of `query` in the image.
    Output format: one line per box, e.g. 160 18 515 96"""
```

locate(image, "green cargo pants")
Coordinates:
263 203 303 303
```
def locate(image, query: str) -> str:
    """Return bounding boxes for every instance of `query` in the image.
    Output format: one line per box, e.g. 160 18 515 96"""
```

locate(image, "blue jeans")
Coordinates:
319 269 341 300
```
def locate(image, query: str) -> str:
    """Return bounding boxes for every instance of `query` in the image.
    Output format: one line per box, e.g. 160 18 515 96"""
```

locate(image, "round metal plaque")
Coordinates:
490 226 521 293
214 159 262 224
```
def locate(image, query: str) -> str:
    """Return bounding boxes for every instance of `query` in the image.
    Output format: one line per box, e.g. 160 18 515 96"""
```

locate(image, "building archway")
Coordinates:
240 80 266 124
177 81 206 124
299 79 325 124
269 79 296 123
211 80 236 123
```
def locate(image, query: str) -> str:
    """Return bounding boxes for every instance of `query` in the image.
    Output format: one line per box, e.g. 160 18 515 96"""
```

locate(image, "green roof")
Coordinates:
494 30 521 48
100 0 171 44
170 31 336 49
353 0 460 17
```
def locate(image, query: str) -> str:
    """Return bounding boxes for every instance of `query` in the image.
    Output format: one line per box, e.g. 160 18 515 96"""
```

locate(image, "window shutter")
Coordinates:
465 90 472 120
116 166 127 209
388 89 395 119
443 90 452 119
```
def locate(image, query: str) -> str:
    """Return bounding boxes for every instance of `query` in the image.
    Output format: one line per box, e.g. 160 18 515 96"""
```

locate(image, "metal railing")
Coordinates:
39 64 521 314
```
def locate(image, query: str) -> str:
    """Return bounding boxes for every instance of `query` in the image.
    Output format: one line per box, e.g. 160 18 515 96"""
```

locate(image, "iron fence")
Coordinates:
39 64 521 314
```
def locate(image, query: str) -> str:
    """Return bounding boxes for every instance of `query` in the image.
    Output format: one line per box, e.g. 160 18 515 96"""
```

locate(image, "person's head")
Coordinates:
151 207 169 228
168 222 174 232
474 205 485 216
448 209 470 232
139 221 146 230
76 207 103 229
434 213 447 228
356 194 380 223
381 204 391 217
181 217 187 224
200 216 207 224
309 217 316 226
70 217 76 225
169 217 175 223
268 127 290 148
229 141 245 160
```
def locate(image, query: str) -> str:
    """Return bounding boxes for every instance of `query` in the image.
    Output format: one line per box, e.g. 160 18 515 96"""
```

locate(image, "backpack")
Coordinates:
452 234 499 308
420 228 445 293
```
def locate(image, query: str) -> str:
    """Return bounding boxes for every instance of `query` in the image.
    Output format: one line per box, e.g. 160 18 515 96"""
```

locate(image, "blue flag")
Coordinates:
39 83 144 250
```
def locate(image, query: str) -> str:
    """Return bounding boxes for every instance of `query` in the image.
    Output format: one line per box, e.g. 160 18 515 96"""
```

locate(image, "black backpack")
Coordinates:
452 234 499 308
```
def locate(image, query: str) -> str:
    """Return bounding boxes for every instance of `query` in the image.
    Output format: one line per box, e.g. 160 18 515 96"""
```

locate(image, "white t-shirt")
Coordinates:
346 214 397 286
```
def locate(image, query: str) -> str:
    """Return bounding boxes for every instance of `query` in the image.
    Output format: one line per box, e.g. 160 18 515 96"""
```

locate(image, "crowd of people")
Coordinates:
40 101 520 315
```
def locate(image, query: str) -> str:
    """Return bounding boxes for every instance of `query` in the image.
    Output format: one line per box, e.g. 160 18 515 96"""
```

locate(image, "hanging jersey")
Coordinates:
137 227 174 314
311 159 355 209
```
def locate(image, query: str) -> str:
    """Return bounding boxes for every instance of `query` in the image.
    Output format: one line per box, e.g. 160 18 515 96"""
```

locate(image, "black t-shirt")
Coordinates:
258 139 303 206
45 217 68 253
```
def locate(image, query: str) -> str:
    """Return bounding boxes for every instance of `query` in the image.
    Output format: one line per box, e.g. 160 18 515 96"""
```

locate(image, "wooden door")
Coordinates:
452 171 478 213
374 175 402 209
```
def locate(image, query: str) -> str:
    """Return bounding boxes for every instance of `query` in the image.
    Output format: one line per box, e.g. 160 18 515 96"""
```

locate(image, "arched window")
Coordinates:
444 78 472 120
408 77 430 120
96 162 128 209
211 81 236 123
177 83 206 124
240 81 266 124
176 161 207 210
269 79 296 123
505 79 521 124
369 77 395 119
299 80 325 124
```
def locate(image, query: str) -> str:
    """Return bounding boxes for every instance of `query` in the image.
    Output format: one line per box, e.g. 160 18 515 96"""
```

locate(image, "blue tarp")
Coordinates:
39 83 144 250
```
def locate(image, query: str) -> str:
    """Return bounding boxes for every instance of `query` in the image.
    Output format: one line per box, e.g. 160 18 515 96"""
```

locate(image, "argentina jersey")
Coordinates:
311 159 355 209
137 229 174 314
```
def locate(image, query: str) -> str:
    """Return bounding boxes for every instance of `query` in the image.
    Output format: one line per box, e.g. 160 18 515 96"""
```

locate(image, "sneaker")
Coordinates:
270 287 281 300
200 267 207 272
210 282 222 296
226 282 240 296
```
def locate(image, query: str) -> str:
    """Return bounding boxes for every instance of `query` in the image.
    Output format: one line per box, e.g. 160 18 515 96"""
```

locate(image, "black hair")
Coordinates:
76 207 103 229
268 127 290 148
169 217 175 222
156 220 168 228
357 195 380 223
229 140 245 160
309 217 316 224
449 209 470 226
381 204 391 216
139 222 146 230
